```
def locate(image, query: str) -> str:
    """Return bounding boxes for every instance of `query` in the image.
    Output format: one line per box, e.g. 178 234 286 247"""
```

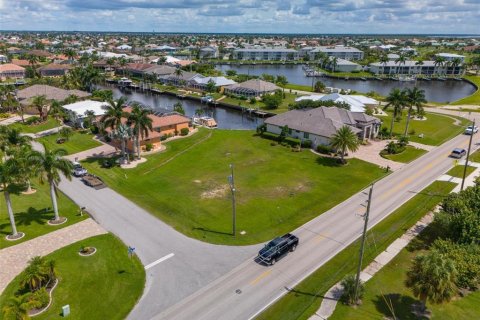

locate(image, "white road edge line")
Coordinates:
145 253 175 270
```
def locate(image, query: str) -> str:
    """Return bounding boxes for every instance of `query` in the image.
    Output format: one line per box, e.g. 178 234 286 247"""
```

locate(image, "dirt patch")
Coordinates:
201 184 229 199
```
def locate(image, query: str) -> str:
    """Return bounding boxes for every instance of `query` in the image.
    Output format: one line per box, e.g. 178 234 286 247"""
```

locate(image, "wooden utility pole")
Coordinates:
354 184 374 304
461 119 475 191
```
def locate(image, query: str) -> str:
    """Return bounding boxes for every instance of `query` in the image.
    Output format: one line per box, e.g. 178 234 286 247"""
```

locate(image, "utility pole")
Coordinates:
228 164 236 236
354 184 374 304
461 119 475 191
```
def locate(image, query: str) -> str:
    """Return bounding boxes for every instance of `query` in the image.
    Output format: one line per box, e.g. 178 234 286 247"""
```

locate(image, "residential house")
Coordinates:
0 55 8 63
233 48 299 61
62 100 109 127
325 57 361 72
264 106 380 148
159 71 198 86
0 63 25 80
17 85 90 105
224 79 280 97
309 46 364 61
199 46 219 59
38 63 72 77
189 76 237 91
369 60 462 75
295 93 379 113
435 53 466 63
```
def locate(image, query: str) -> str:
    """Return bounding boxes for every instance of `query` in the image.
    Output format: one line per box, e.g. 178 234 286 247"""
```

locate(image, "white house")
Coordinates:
309 46 364 61
296 93 379 113
435 53 466 63
62 100 109 127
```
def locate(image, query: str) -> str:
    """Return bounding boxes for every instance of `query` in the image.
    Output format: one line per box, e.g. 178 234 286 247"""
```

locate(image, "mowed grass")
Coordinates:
446 165 476 178
37 131 102 155
220 92 300 114
9 117 60 134
83 129 385 245
452 75 480 105
379 112 468 146
469 149 480 163
258 181 456 320
0 234 145 320
0 182 86 249
382 146 428 163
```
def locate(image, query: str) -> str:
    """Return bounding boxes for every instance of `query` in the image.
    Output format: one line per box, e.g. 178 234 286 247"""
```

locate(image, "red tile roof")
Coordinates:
0 63 25 72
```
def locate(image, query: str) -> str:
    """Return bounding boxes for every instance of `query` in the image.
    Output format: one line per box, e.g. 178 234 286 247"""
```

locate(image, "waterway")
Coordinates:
216 64 476 103
106 85 261 130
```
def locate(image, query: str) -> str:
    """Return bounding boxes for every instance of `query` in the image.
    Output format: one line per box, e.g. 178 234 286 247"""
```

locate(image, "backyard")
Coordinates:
0 234 145 320
0 182 86 249
37 130 102 155
82 129 385 245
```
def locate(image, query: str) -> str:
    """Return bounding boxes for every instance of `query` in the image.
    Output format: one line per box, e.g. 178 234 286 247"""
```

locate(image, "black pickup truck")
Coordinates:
257 233 299 265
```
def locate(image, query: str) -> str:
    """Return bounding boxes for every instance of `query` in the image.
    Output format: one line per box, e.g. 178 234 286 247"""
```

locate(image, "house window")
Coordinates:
304 132 309 139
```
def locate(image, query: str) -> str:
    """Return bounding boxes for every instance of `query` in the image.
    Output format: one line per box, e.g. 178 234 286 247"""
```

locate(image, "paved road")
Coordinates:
156 113 480 320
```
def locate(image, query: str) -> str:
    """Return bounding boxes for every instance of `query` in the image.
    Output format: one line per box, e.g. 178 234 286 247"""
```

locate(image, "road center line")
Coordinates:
250 270 272 285
145 253 175 270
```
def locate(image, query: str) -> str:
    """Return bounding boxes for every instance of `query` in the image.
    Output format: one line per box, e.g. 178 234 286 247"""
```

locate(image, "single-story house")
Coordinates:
62 100 109 127
0 63 25 80
199 46 219 59
38 63 72 77
224 79 280 97
264 106 380 148
189 76 237 91
295 93 379 113
17 85 90 111
159 71 199 86
325 57 361 73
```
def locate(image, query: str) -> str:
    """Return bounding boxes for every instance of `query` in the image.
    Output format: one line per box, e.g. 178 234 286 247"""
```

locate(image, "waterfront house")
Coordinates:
38 63 72 77
0 63 25 80
308 46 364 61
224 79 280 98
62 100 109 127
17 85 90 103
369 60 462 75
189 76 237 91
295 94 379 113
199 46 219 59
233 48 299 61
435 53 466 63
264 106 380 148
325 57 361 72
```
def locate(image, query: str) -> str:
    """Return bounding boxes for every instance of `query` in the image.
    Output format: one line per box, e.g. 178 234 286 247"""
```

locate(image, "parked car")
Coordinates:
450 148 467 159
465 125 478 135
257 233 299 265
72 162 88 177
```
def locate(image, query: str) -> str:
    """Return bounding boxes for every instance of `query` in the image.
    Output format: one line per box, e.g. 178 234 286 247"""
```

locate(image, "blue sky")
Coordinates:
0 0 479 34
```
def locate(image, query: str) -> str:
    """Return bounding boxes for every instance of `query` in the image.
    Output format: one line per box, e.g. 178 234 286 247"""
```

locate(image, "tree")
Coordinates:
64 48 76 62
127 103 153 159
275 75 288 88
31 95 48 121
101 96 129 160
330 126 360 164
205 79 217 93
340 274 365 305
449 57 462 76
28 54 39 77
379 54 389 75
404 87 426 136
395 54 407 73
262 90 283 110
314 80 325 93
406 250 457 312
278 125 289 143
174 68 183 85
0 158 22 238
20 256 48 292
13 145 37 194
28 146 73 223
173 102 185 115
329 57 339 72
48 100 65 122
434 55 446 75
59 127 73 141
2 295 31 320
384 88 407 137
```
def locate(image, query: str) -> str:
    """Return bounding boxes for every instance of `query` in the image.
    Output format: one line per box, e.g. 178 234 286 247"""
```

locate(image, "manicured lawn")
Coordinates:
379 112 468 146
284 83 314 92
0 182 86 249
0 234 145 320
221 92 300 114
9 117 60 134
452 76 480 105
258 181 456 320
446 165 476 178
37 131 102 155
469 149 480 163
82 129 385 245
382 146 428 163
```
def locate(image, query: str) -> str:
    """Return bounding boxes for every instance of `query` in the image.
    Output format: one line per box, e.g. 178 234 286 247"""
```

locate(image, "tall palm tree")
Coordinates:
13 145 37 194
113 124 133 164
379 54 389 75
434 56 446 76
395 54 407 74
406 251 457 312
48 100 65 123
174 68 183 86
0 158 22 239
31 95 48 121
101 96 129 160
330 57 338 73
64 48 76 62
28 146 73 223
127 103 153 159
449 57 462 77
4 128 32 154
415 59 424 75
404 87 427 136
330 126 360 164
28 54 39 77
384 88 407 137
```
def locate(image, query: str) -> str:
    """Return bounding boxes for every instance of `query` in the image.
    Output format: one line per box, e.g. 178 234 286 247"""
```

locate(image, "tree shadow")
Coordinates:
15 207 52 227
372 293 422 320
316 156 343 167
192 227 233 237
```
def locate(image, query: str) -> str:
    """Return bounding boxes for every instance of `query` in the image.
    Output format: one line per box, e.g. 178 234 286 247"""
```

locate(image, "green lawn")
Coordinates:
0 234 145 320
382 146 428 163
37 131 102 155
446 165 476 178
379 112 468 146
221 91 299 114
9 117 60 134
82 129 385 245
469 149 480 163
284 83 314 92
0 182 86 249
258 181 456 320
452 76 480 105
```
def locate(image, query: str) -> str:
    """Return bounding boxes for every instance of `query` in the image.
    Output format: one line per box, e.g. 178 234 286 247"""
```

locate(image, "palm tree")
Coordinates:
330 57 338 73
127 103 153 159
31 95 48 122
379 54 389 75
384 88 407 137
330 126 360 164
449 57 462 77
415 59 424 75
28 146 73 223
113 124 132 164
48 100 65 123
0 158 22 239
28 54 39 77
4 128 32 153
20 256 47 292
406 251 457 312
404 87 427 136
2 295 31 320
434 56 446 76
395 54 407 74
174 68 183 86
14 145 37 194
101 96 129 160
64 48 76 62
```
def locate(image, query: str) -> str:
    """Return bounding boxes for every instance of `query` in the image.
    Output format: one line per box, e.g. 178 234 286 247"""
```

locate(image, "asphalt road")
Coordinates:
155 114 480 320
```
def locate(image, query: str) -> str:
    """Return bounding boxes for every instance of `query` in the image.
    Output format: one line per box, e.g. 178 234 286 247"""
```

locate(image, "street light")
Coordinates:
228 164 236 236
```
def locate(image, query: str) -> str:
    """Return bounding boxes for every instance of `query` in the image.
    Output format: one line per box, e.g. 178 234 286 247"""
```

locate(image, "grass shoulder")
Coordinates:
37 130 102 155
381 145 427 163
446 165 476 178
452 76 480 105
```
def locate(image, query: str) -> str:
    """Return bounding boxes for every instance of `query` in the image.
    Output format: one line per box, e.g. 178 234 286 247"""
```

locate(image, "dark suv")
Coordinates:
257 233 299 265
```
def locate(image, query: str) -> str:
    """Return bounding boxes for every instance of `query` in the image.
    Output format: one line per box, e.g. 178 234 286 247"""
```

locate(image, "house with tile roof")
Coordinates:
0 63 25 80
224 79 280 97
38 63 73 77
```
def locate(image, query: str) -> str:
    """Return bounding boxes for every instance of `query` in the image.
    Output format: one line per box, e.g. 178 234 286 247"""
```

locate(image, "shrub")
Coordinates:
180 128 189 136
270 142 277 146
145 143 153 152
409 129 416 136
316 144 332 154
160 134 168 141
301 139 312 148
26 116 40 125
0 113 10 118
28 287 49 308
340 274 364 305
397 135 409 147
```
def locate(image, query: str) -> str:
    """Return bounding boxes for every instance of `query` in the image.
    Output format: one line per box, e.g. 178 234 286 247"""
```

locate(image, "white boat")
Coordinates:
118 77 133 86
398 75 416 82
193 116 217 128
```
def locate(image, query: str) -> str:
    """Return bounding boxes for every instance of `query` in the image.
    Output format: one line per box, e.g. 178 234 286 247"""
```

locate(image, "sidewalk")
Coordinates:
0 219 107 294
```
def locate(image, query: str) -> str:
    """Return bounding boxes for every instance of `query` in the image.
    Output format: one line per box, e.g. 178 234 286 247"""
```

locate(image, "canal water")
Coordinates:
216 64 476 103
106 86 261 130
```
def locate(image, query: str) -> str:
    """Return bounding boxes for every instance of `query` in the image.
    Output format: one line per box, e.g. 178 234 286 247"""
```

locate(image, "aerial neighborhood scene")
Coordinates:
1 1 480 319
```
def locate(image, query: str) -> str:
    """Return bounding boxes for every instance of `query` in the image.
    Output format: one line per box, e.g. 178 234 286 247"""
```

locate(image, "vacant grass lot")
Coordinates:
258 181 456 320
446 165 476 178
382 146 428 163
0 234 145 320
452 76 480 105
0 182 86 249
9 117 60 134
37 131 102 155
83 129 385 245
379 112 468 146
